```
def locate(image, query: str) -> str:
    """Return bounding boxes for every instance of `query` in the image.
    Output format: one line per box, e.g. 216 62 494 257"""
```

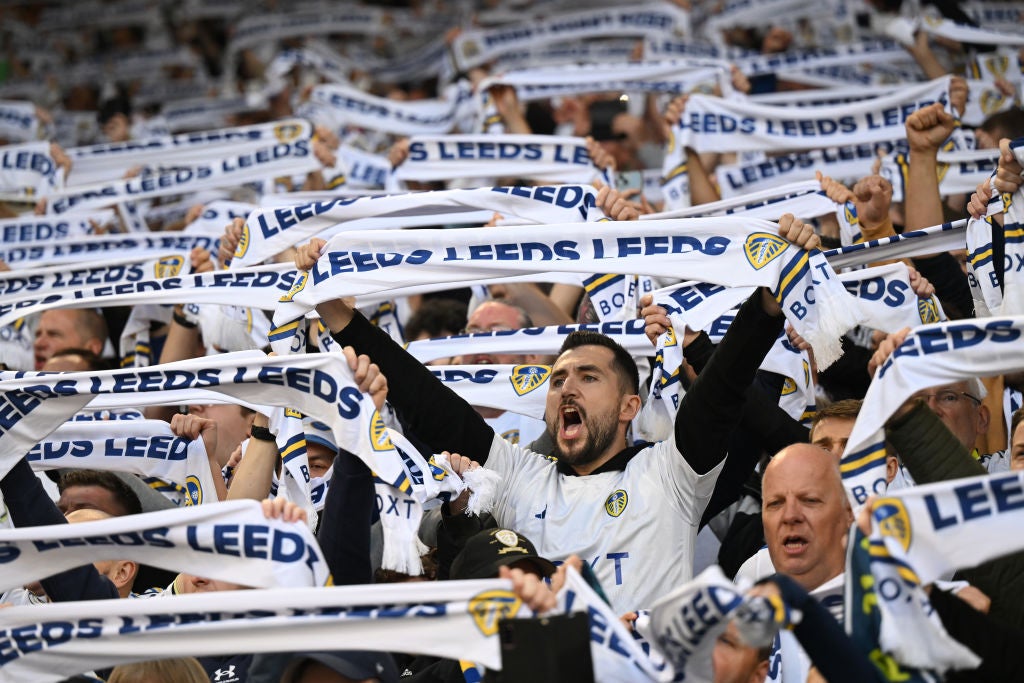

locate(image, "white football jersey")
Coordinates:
485 432 723 612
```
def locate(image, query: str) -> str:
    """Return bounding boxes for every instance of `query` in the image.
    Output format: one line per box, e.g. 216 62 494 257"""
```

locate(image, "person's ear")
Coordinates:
976 403 990 435
751 658 770 683
620 394 641 422
113 561 138 590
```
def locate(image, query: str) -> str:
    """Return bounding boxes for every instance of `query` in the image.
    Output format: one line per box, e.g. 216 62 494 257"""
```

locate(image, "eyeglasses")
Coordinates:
916 390 982 408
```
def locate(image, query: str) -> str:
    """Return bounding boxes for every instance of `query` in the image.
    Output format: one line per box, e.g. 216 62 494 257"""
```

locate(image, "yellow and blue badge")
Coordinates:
743 233 789 270
510 364 550 396
468 589 521 636
369 409 393 452
917 296 941 324
154 254 185 278
873 497 912 552
605 489 628 517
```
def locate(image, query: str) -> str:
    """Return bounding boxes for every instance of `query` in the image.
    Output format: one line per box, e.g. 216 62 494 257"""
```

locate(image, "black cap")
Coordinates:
450 528 557 580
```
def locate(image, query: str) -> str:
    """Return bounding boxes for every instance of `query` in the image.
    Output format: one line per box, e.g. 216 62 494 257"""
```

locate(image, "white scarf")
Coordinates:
737 41 909 77
823 220 967 271
0 142 64 201
26 419 219 505
863 473 1024 670
0 499 328 593
965 4 1024 29
477 60 726 102
66 119 316 187
881 148 1000 202
449 5 690 72
183 200 257 235
390 135 606 187
962 78 1018 127
918 13 1024 46
50 137 318 214
0 101 40 142
0 233 217 269
0 212 108 247
0 253 189 303
302 82 472 137
0 264 293 329
649 179 836 220
967 142 1024 317
337 146 390 189
227 7 390 54
405 320 651 364
673 77 952 152
0 319 33 372
427 364 550 420
716 144 899 198
162 96 255 135
272 219 864 369
232 184 605 268
0 578 526 682
841 316 1024 506
488 38 639 74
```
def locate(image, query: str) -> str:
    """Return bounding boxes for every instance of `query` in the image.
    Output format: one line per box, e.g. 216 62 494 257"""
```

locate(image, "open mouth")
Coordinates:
560 405 583 439
782 535 808 554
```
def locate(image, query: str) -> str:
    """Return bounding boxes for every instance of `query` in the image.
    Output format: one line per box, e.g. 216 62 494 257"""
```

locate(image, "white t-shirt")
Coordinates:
484 431 724 613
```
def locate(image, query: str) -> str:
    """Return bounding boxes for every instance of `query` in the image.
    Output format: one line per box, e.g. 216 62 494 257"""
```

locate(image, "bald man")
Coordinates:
33 309 107 370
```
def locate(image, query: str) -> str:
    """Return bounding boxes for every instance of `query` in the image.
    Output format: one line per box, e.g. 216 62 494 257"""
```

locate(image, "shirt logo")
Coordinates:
468 590 521 636
743 233 788 271
212 665 238 682
154 254 185 278
605 489 628 517
874 497 912 552
510 365 551 396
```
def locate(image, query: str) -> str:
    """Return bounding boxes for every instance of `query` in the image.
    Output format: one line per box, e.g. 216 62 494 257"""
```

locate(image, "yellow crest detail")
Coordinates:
284 407 303 419
980 89 1008 116
605 489 628 517
468 590 521 637
509 365 550 397
744 233 788 270
664 327 678 347
369 410 393 452
984 54 1010 78
234 223 251 259
154 255 185 278
780 377 797 396
279 271 309 303
427 456 448 482
844 202 859 227
874 497 912 552
274 123 302 143
802 359 810 386
1003 191 1014 214
184 475 203 507
918 296 941 324
935 161 950 184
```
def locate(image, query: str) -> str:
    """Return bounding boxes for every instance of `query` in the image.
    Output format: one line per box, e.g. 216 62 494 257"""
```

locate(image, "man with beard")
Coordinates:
295 215 819 612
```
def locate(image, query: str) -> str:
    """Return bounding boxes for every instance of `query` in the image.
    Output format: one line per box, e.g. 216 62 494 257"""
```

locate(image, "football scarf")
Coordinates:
449 5 690 72
966 139 1024 317
731 40 909 77
477 60 726 102
405 320 651 364
337 146 390 189
65 119 316 187
0 100 40 142
840 317 1024 506
859 472 1024 671
390 135 606 187
0 578 527 682
672 77 952 153
272 218 863 369
26 419 220 506
823 220 967 271
649 180 835 220
0 253 190 302
917 13 1024 46
880 148 999 202
0 499 328 594
302 81 473 137
232 184 605 269
428 364 550 420
49 137 318 215
182 200 257 235
0 233 217 270
962 79 1017 127
0 142 64 201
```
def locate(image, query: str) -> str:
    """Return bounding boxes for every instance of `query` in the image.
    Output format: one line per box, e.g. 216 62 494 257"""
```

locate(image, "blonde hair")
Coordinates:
107 657 208 683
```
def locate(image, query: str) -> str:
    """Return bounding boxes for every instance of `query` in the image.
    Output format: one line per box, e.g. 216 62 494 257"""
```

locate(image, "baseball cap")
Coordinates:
302 417 338 453
450 528 557 580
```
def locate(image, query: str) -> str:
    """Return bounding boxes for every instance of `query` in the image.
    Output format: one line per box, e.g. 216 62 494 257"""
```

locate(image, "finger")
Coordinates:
342 345 358 372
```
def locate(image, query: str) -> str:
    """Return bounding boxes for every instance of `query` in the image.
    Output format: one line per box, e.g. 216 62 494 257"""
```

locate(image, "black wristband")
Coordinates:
172 311 198 329
249 425 276 442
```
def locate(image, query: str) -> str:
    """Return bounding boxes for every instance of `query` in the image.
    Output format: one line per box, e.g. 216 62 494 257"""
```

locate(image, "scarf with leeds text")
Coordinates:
966 138 1024 317
858 472 1024 671
27 419 219 506
389 135 607 189
649 179 836 222
232 184 606 268
672 77 952 153
0 500 328 594
0 142 64 202
0 233 217 270
272 219 864 369
0 100 40 142
0 579 528 682
841 317 1024 506
0 213 109 246
449 5 690 72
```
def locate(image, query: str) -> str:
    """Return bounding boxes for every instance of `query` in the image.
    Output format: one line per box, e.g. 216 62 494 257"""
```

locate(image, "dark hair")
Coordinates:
1012 408 1024 438
97 91 132 126
58 470 143 516
558 331 639 394
810 399 862 435
980 107 1024 141
403 298 468 342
